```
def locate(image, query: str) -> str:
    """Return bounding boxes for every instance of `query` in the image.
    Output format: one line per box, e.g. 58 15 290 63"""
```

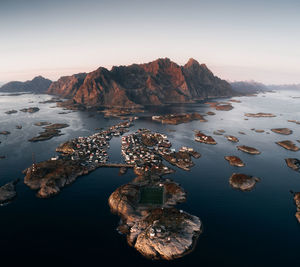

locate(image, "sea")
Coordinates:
0 90 300 266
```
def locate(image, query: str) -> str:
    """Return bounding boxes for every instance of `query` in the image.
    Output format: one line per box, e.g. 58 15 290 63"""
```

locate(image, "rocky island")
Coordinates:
237 145 261 155
29 123 69 142
271 128 293 135
0 131 10 135
285 158 300 171
205 102 234 111
20 107 40 113
108 173 202 260
0 179 19 205
102 107 144 118
225 135 239 143
276 140 300 151
229 173 260 191
225 156 245 167
244 113 276 118
194 131 217 144
152 113 207 125
292 192 300 223
5 110 18 114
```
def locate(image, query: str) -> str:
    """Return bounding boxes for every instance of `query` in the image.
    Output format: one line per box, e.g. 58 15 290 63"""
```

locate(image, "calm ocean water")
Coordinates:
0 91 300 266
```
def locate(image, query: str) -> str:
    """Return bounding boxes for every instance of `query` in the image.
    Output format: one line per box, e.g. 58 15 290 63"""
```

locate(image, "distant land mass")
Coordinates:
0 76 52 93
230 81 269 94
47 58 235 108
268 84 300 91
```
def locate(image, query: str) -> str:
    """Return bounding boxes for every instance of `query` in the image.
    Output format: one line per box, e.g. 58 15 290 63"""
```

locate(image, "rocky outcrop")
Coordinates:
285 158 300 171
225 135 239 143
47 73 87 98
20 107 40 113
205 102 234 111
0 76 51 93
0 131 10 135
271 128 293 135
152 113 207 125
229 173 260 191
292 192 300 223
225 156 245 167
108 175 202 260
237 145 261 155
245 113 276 118
0 179 19 205
194 131 217 144
28 123 69 142
23 159 91 198
276 141 300 151
5 110 18 114
47 58 234 108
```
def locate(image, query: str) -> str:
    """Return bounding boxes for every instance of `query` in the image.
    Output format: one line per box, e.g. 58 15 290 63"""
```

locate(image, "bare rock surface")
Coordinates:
0 179 19 205
245 113 276 118
205 102 233 111
225 156 245 167
48 58 234 108
225 135 239 143
152 113 207 125
0 131 10 135
293 192 300 223
271 128 293 135
237 145 261 155
285 158 300 171
20 107 40 113
23 159 91 198
5 110 18 114
276 140 300 151
229 173 260 191
288 120 300 125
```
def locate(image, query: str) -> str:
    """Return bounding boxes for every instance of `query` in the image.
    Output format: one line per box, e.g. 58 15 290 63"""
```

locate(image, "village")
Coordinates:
55 121 132 167
121 129 200 173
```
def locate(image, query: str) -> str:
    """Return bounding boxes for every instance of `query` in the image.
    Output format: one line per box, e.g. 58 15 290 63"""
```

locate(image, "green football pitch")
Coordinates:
139 187 164 205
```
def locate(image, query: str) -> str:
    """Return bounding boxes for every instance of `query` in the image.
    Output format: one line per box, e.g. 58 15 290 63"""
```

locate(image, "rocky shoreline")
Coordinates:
108 174 202 260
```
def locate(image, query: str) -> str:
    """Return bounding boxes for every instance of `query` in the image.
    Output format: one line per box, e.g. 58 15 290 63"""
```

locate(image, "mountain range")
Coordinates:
230 81 269 94
0 76 52 93
47 58 234 107
3 58 296 108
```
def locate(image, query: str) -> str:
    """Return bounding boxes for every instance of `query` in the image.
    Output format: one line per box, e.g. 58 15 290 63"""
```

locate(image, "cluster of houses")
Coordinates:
59 121 132 166
121 129 173 171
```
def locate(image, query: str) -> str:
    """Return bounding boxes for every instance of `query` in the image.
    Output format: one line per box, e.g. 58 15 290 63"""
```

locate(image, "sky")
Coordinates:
0 0 299 84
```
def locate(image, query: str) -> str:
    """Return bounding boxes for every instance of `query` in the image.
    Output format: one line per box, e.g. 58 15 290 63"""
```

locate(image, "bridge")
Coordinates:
97 163 134 168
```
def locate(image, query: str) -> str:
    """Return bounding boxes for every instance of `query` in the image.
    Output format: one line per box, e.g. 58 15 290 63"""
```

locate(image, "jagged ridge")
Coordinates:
48 58 234 107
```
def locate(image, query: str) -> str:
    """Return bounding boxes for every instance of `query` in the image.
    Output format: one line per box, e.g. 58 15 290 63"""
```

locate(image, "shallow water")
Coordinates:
0 90 300 266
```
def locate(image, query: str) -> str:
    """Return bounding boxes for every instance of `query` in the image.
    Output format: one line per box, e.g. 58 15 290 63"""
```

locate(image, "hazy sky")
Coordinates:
0 0 299 84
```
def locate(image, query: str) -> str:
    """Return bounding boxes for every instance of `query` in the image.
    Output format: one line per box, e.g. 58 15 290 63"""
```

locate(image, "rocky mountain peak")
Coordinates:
47 58 234 107
185 58 200 68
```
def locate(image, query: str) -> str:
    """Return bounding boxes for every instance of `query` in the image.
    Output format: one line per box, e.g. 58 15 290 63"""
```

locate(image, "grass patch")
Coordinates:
139 186 164 205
